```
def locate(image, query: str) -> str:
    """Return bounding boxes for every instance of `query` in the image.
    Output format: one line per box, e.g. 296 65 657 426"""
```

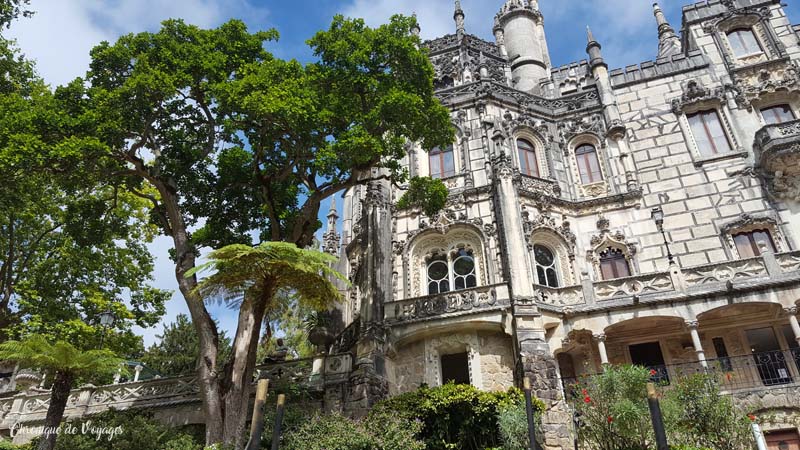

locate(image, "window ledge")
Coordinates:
692 149 748 167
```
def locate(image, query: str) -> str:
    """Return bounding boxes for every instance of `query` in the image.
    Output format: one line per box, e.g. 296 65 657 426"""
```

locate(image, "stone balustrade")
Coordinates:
537 285 584 306
682 256 769 286
384 284 510 323
593 272 674 301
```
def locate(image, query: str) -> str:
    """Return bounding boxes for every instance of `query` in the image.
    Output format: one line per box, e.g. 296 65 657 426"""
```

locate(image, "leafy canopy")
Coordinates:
141 314 232 378
0 335 122 378
189 242 346 311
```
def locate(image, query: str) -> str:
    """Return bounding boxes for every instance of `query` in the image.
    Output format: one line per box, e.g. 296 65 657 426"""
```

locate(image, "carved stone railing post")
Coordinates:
759 241 781 277
73 387 94 417
669 261 687 292
581 271 596 305
786 307 800 346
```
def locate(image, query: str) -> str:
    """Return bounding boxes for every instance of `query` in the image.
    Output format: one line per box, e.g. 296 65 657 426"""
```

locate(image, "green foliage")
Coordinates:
0 0 31 28
280 412 424 450
0 335 122 381
497 400 542 450
571 365 654 450
396 177 448 217
370 383 534 450
189 242 347 312
0 440 32 450
48 409 202 450
661 372 754 450
141 314 231 377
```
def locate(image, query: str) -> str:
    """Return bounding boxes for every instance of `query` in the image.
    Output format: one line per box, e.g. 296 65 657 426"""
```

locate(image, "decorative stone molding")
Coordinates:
423 332 483 389
730 59 800 111
753 119 800 201
406 226 488 297
386 284 505 323
721 213 785 256
683 258 768 286
594 272 673 301
586 218 637 279
671 79 726 115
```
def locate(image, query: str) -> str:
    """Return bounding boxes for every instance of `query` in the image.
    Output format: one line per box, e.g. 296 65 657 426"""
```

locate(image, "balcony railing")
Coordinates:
753 119 800 200
593 272 674 301
385 284 509 322
562 350 800 397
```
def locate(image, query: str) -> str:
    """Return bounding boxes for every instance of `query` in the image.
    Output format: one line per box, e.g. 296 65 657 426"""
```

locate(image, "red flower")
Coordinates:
584 396 592 404
748 414 757 422
581 389 588 396
650 369 658 376
726 373 733 381
607 416 614 423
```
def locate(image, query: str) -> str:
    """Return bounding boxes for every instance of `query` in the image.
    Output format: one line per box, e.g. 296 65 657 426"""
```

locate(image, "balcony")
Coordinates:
384 284 510 323
753 119 800 201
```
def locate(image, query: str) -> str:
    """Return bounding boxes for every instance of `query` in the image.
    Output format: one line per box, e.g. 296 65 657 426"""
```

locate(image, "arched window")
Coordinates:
429 145 455 179
426 249 477 295
727 28 762 58
517 139 539 177
575 144 603 184
533 245 559 288
686 109 732 156
599 247 631 280
760 105 796 125
733 229 776 258
427 256 450 294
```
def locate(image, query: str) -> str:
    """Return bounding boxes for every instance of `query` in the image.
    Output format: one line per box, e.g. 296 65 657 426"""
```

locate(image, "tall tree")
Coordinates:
141 314 231 378
74 15 452 448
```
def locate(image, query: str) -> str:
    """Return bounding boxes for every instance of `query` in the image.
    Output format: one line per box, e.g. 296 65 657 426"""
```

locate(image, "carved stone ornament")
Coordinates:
671 79 726 115
522 210 577 256
558 113 606 144
730 60 800 111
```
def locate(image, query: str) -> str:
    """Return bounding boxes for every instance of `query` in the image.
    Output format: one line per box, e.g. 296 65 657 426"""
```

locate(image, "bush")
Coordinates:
570 365 654 450
0 441 32 450
661 372 754 450
497 400 543 450
280 412 423 450
370 383 539 450
47 409 203 450
396 177 448 217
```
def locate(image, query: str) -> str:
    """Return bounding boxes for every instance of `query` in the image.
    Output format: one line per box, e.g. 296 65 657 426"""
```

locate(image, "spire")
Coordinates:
653 2 682 58
585 26 606 70
322 200 340 255
454 0 465 39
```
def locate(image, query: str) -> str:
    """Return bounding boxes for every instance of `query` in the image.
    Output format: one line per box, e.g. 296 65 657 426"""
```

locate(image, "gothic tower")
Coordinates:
495 0 551 93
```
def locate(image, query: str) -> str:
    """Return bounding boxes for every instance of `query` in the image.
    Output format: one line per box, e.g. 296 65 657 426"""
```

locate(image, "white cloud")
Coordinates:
8 0 267 87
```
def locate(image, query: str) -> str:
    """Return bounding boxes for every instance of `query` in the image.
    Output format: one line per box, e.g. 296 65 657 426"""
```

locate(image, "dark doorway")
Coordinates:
441 352 470 385
746 327 792 386
629 341 669 384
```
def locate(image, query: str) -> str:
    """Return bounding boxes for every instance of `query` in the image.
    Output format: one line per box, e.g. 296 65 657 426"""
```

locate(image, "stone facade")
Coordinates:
3 0 800 447
325 0 800 448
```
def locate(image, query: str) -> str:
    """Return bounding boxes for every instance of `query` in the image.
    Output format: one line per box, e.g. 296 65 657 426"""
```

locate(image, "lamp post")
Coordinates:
651 207 674 265
96 309 116 348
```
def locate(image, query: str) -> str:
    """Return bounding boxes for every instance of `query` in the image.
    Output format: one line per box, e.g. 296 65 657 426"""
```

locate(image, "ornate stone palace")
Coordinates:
2 0 800 447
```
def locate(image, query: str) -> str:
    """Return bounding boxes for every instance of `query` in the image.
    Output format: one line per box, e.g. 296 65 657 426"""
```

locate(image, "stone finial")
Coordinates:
323 199 341 255
411 12 420 37
454 0 465 38
586 26 595 44
653 2 682 59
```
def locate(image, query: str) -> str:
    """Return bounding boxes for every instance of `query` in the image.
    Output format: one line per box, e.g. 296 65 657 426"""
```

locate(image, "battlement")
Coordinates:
609 49 709 88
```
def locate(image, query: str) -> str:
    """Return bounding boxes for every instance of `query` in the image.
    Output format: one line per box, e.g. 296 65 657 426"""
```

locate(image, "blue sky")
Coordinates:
8 0 800 346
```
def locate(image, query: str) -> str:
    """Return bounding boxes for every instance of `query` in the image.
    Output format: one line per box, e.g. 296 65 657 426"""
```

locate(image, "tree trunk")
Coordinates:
37 370 74 450
154 180 225 446
221 287 271 450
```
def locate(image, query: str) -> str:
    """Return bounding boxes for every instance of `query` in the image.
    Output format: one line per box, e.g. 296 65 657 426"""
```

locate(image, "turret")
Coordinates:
653 2 682 58
322 200 341 255
495 0 550 93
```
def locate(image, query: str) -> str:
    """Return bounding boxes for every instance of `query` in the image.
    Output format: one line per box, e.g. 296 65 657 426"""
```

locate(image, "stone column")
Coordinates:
786 307 800 345
594 333 609 367
686 320 708 369
343 177 392 417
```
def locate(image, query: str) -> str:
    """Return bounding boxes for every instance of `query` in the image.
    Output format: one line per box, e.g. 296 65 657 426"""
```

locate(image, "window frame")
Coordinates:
598 247 632 281
516 138 540 178
429 145 456 179
726 28 763 59
425 249 477 296
533 244 560 288
575 144 603 184
686 109 733 157
760 104 797 126
732 229 777 259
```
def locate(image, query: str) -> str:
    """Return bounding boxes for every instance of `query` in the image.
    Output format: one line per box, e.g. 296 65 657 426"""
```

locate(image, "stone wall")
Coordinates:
478 332 515 392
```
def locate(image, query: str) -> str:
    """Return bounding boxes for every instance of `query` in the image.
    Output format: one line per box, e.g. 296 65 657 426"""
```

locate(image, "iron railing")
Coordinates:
562 349 800 395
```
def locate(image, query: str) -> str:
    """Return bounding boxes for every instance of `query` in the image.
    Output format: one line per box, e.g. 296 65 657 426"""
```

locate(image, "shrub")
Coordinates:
370 383 538 450
661 372 754 450
570 365 654 450
280 412 423 450
48 409 203 450
396 177 448 217
0 441 32 450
